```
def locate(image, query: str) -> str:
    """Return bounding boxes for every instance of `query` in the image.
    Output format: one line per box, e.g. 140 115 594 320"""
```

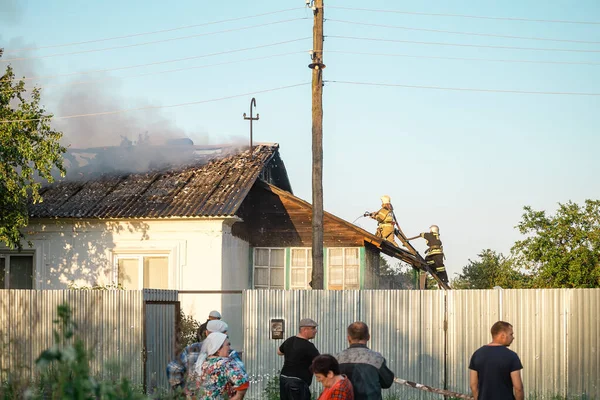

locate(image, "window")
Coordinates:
0 254 34 289
115 255 169 289
290 248 312 289
327 248 360 290
254 248 285 289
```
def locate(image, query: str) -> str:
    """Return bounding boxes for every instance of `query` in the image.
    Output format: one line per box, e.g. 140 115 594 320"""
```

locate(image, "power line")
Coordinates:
327 5 600 25
1 38 310 83
326 80 600 96
1 8 304 54
327 19 600 44
3 52 304 93
328 35 600 53
0 83 310 123
328 50 600 66
1 18 307 62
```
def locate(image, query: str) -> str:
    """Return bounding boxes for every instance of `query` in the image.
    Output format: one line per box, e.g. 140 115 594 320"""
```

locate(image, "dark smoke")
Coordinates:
63 141 252 181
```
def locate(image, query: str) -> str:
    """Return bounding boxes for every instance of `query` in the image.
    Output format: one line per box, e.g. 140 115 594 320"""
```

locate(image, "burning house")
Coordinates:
1 142 422 327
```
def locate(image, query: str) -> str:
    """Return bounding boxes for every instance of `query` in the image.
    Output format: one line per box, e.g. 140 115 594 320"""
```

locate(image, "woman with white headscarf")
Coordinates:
192 332 249 399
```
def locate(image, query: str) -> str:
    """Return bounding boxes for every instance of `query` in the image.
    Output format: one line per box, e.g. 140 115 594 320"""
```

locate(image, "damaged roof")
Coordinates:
29 144 290 219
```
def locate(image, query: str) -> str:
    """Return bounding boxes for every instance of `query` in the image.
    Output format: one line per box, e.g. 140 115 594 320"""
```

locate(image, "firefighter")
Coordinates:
407 225 449 284
365 195 398 246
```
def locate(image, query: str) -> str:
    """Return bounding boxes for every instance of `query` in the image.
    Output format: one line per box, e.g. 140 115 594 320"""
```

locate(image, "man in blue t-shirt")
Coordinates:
469 321 524 400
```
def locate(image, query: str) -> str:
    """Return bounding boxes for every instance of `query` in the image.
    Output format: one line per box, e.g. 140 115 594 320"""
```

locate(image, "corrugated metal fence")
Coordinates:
2 289 598 398
144 290 179 392
0 289 178 392
243 289 600 399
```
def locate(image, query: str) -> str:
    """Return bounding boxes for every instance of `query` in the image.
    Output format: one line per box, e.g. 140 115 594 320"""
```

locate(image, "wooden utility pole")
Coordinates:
309 0 325 289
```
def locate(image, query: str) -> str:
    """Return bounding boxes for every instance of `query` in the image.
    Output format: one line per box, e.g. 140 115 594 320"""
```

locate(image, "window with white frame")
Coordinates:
327 248 360 290
290 248 312 289
0 254 34 289
254 248 285 289
115 254 169 290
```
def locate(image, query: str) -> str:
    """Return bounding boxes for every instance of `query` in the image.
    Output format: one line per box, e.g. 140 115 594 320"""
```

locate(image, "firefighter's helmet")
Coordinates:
430 225 439 234
380 195 391 204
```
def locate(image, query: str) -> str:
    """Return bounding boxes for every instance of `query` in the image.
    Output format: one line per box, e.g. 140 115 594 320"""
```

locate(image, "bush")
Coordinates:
176 310 201 355
263 375 280 400
0 303 147 400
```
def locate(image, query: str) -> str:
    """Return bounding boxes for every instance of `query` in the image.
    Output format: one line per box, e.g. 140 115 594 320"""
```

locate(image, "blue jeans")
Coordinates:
280 375 311 400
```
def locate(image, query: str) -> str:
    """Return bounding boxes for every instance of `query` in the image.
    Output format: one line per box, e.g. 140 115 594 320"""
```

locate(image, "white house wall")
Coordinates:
1 218 249 291
2 218 250 348
221 222 251 290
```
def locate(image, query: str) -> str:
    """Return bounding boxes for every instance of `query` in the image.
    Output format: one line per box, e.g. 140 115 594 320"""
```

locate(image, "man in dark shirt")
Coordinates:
277 318 320 400
469 321 524 400
336 322 394 400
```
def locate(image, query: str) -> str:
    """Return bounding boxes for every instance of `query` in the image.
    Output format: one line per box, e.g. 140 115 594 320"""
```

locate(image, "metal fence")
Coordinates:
0 289 178 392
143 290 179 392
243 289 600 399
2 289 598 398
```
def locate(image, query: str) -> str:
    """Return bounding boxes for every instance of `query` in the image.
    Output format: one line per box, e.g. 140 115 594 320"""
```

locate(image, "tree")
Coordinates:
1 50 65 249
452 249 531 289
512 200 600 288
378 256 417 289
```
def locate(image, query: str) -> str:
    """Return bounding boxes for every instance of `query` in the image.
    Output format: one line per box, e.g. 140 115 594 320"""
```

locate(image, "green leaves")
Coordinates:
32 303 147 400
457 200 600 289
452 249 531 289
1 57 66 249
512 200 600 288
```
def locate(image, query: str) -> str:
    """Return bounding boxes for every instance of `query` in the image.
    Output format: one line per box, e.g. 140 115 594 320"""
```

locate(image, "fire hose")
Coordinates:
394 377 473 399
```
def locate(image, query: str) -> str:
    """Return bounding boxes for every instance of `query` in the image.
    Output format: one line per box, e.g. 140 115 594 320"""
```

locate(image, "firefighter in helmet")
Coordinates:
365 195 398 246
407 225 449 284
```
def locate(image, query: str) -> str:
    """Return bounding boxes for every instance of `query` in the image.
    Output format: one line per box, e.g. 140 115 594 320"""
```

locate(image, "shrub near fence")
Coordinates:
0 289 178 393
0 290 146 386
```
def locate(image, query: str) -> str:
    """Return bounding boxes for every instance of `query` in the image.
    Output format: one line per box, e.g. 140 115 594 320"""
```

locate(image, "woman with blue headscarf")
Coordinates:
192 332 249 399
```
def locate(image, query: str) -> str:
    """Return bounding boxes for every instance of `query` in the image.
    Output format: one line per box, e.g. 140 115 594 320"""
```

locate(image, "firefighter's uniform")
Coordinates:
370 195 397 246
421 230 449 284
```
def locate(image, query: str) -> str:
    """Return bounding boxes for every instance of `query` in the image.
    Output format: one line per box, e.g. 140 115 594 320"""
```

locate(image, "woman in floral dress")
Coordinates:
192 332 249 400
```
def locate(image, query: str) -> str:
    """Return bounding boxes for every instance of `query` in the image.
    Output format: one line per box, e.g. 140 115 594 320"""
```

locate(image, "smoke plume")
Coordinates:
2 32 251 180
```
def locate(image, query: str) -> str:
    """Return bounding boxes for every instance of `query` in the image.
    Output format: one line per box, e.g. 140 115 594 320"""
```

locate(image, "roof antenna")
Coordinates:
243 97 259 159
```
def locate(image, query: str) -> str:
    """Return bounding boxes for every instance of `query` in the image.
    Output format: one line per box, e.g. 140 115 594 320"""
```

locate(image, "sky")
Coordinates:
2 0 599 279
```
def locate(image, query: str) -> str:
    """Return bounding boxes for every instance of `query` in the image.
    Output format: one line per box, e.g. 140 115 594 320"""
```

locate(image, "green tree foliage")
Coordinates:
512 200 600 288
452 249 531 289
176 309 201 353
379 256 417 289
0 51 65 249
